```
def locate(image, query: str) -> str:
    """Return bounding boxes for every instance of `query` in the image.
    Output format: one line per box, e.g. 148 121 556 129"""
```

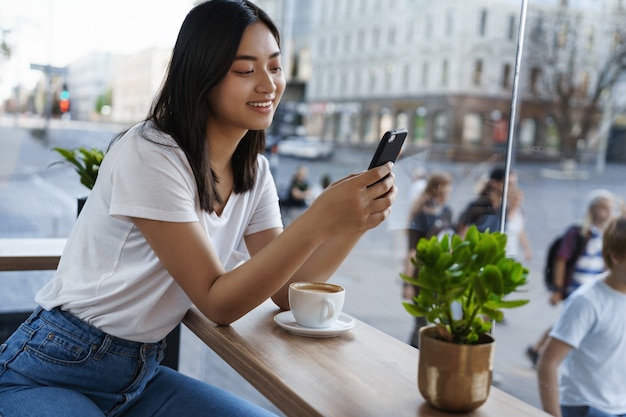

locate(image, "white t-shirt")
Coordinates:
550 279 626 414
35 122 283 343
505 209 524 260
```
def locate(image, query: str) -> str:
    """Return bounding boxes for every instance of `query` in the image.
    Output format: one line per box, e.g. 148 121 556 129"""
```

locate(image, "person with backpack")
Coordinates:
526 189 616 368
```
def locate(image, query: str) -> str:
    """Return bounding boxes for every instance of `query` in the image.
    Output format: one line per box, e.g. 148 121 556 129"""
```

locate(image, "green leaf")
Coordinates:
481 265 504 296
51 146 105 190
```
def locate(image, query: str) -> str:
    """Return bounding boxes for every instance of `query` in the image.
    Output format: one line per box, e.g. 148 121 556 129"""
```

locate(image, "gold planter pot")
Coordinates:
418 325 495 413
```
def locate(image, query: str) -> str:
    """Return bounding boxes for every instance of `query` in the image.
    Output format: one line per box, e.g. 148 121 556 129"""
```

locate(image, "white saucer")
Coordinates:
273 311 356 338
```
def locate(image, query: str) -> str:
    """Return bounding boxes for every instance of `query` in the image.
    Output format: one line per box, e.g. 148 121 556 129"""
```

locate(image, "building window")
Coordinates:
422 61 429 88
402 64 411 93
369 67 378 93
446 9 454 37
406 18 414 42
433 112 448 142
354 70 362 96
502 63 511 89
479 9 488 36
473 59 483 86
388 27 396 45
384 65 394 92
508 15 516 41
344 34 351 53
442 59 449 86
463 113 482 144
424 13 433 39
318 38 326 58
372 28 380 48
343 72 351 96
530 67 541 94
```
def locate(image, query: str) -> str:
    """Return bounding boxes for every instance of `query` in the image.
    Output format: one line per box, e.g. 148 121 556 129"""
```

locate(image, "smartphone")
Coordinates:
368 128 408 170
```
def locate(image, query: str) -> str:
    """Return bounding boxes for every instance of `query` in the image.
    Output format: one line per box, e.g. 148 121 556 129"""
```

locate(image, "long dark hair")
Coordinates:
146 0 281 212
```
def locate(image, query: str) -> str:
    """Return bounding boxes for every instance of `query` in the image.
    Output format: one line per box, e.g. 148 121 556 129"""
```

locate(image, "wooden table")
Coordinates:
183 302 550 417
0 239 550 416
0 238 66 271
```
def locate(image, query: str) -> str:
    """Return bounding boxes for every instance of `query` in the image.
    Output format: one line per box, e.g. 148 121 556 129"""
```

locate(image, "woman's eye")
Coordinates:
234 69 254 75
270 66 283 73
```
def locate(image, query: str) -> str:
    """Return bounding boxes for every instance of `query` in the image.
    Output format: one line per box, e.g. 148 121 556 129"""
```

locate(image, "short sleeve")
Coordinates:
106 129 199 223
550 294 597 349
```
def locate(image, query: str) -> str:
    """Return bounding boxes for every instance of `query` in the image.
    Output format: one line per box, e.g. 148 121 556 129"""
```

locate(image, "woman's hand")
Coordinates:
306 162 397 237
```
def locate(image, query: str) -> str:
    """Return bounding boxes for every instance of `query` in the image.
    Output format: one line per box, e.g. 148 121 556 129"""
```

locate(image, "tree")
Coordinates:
525 2 626 160
1 29 11 60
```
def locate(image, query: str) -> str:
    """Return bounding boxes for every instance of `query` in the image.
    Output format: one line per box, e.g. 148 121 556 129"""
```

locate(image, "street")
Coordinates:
2 119 626 414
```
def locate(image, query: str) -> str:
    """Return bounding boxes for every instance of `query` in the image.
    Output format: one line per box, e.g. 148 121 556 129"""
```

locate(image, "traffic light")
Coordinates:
59 85 70 113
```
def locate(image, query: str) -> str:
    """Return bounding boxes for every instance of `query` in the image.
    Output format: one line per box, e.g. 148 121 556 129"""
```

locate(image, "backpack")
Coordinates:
544 226 588 292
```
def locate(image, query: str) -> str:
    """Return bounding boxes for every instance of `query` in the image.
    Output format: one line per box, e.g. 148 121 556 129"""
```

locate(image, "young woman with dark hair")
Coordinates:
0 1 396 416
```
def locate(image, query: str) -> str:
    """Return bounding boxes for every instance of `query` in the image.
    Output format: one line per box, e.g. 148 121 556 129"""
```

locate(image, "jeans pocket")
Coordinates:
24 327 93 366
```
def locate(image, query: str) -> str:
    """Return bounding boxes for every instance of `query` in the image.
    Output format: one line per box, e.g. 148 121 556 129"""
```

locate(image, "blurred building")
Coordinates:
255 0 313 137
305 0 625 161
110 48 171 124
66 52 117 121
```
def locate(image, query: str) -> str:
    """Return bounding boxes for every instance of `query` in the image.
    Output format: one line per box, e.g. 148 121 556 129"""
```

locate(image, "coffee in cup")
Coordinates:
288 282 345 328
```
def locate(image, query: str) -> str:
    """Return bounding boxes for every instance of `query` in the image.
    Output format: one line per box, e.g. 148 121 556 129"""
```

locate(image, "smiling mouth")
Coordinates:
247 101 273 108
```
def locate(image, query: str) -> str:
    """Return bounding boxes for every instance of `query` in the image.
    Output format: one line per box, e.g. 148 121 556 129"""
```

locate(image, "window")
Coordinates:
530 67 541 94
473 59 483 86
372 27 380 48
463 113 482 143
502 63 511 89
442 59 449 86
508 15 516 41
479 9 488 36
446 9 455 37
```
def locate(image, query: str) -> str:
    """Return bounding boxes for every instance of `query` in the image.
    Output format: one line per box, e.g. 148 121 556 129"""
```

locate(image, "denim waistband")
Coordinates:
28 306 166 358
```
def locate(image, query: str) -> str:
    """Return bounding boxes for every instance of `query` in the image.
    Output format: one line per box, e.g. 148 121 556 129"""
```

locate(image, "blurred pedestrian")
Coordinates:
526 189 616 368
505 185 532 262
309 173 332 201
402 171 454 348
457 166 506 237
537 216 626 417
280 165 312 224
386 166 427 276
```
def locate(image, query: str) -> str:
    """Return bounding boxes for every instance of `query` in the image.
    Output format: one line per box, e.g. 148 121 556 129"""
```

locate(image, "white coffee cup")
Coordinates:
288 281 345 328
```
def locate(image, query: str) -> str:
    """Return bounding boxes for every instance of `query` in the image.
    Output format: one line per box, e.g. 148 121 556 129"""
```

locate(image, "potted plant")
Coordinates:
50 146 105 214
400 225 529 412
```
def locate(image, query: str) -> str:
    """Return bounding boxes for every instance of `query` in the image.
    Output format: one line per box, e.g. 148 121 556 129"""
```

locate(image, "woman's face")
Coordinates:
591 198 614 228
435 184 451 204
207 22 286 137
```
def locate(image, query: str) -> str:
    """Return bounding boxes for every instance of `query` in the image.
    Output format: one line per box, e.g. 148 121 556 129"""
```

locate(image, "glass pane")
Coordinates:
1 0 625 415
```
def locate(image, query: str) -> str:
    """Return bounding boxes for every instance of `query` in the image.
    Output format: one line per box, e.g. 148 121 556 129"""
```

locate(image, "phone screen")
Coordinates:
368 128 408 170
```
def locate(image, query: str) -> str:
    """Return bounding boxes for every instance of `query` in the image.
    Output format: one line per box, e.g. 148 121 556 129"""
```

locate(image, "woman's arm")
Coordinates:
537 337 572 417
134 163 395 324
519 228 532 261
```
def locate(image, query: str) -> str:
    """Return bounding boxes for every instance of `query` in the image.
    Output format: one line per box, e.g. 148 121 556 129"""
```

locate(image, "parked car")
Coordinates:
277 136 334 160
264 134 280 153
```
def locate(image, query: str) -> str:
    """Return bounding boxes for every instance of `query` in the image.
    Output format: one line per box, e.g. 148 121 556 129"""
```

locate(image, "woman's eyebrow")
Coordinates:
234 51 281 61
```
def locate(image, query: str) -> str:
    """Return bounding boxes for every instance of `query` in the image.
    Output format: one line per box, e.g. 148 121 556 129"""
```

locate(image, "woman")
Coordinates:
402 171 454 348
526 189 615 368
0 1 396 416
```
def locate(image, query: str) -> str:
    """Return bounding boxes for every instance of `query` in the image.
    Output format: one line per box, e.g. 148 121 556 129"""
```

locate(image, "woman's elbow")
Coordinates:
271 293 290 311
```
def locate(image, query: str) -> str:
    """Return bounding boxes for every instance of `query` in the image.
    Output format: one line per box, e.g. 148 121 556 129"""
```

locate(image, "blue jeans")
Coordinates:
0 307 277 417
562 405 626 417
